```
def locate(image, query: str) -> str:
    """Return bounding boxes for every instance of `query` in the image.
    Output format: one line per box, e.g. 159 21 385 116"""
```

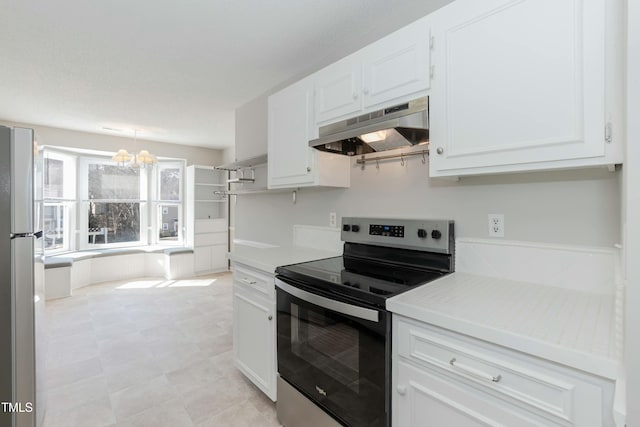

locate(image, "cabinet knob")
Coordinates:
352 92 358 100
363 87 369 95
397 385 407 396
306 166 311 172
268 315 273 321
436 147 444 155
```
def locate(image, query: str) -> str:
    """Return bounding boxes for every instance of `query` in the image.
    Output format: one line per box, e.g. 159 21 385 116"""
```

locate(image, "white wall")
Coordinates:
233 96 268 161
625 0 639 423
233 152 620 248
0 120 224 166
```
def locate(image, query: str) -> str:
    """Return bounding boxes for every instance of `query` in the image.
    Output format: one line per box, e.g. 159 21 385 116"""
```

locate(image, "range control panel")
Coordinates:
341 217 454 254
369 224 405 238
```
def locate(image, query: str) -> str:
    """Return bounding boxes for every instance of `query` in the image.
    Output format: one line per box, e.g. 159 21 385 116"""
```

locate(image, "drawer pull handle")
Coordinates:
449 358 502 383
397 385 407 396
240 277 257 285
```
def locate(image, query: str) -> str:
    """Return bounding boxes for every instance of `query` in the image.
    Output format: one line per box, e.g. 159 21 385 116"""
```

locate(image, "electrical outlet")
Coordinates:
329 212 337 228
488 214 504 237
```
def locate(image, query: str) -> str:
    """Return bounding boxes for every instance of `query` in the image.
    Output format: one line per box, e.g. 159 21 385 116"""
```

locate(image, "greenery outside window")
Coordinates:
79 159 147 248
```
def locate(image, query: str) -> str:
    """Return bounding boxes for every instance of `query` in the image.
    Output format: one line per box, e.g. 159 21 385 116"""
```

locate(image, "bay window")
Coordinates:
41 147 184 253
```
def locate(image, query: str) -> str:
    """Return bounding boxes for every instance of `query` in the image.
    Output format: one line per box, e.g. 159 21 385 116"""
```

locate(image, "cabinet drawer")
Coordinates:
194 232 227 247
395 318 602 426
395 360 543 427
195 218 226 233
233 264 274 299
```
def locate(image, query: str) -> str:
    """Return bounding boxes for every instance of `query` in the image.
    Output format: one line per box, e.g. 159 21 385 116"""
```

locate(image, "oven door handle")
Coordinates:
275 279 379 322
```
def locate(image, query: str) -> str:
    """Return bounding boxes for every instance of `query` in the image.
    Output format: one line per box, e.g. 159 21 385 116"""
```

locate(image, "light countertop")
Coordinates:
228 243 341 274
387 272 619 379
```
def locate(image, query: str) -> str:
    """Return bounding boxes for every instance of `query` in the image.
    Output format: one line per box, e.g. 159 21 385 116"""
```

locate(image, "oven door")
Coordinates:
276 277 389 427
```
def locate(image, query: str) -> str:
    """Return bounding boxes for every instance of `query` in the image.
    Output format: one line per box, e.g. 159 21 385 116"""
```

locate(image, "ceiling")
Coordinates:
0 0 451 150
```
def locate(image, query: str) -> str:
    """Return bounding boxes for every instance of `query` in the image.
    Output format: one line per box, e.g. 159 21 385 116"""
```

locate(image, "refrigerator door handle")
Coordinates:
9 231 42 240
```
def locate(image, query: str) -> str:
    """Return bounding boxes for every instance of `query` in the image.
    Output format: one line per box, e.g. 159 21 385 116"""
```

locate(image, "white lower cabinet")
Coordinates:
396 360 542 427
232 263 276 401
192 219 227 274
393 316 615 427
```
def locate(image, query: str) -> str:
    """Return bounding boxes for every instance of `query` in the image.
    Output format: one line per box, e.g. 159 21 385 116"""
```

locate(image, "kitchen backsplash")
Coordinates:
233 154 621 249
455 238 619 294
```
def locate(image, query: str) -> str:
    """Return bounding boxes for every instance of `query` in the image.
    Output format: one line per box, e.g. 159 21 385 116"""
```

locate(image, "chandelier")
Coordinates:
112 129 157 168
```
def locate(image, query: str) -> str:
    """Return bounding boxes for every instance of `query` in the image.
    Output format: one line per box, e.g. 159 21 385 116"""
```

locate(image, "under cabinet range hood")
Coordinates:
309 96 428 156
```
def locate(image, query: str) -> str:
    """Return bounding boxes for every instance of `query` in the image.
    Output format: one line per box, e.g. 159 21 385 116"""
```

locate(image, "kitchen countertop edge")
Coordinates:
227 244 342 274
387 272 620 380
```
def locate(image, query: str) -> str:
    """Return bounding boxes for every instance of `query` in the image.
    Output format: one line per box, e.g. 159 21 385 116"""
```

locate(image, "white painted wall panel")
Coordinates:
234 161 620 248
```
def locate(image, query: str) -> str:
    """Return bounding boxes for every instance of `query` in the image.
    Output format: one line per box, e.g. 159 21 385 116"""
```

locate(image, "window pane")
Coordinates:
44 158 64 198
160 168 180 201
88 202 140 243
88 164 140 200
44 204 65 250
158 205 179 241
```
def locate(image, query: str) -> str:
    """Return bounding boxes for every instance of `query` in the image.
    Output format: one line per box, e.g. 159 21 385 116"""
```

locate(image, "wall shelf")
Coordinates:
186 165 229 274
215 154 267 171
228 177 256 184
195 183 227 187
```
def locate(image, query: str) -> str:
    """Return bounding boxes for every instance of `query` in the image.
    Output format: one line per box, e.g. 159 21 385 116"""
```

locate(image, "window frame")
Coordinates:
152 161 185 245
41 148 185 254
42 150 77 254
78 156 148 250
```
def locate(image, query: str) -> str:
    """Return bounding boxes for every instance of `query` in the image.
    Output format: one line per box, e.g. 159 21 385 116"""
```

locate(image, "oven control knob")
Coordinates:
343 224 351 232
431 230 442 240
417 229 427 239
351 225 360 232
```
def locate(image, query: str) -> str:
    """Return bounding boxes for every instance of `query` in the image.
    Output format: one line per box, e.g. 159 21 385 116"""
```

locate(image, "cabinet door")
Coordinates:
314 54 362 124
361 18 431 109
268 77 316 188
395 360 543 427
193 246 212 273
429 0 606 176
233 285 276 400
210 244 228 271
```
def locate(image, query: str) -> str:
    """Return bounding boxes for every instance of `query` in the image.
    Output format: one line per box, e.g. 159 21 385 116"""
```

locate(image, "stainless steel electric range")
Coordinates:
275 217 455 427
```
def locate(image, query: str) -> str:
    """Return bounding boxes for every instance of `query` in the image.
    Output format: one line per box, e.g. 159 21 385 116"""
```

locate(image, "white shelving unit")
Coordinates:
186 165 228 274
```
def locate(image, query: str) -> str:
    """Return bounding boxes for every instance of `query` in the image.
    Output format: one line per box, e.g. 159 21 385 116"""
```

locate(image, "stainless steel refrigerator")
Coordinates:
0 126 45 427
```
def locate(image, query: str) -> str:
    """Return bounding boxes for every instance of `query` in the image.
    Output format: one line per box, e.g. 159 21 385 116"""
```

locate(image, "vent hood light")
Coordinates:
360 130 387 143
309 97 429 156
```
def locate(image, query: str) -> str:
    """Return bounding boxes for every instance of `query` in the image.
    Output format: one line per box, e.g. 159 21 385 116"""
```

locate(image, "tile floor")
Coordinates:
42 272 280 427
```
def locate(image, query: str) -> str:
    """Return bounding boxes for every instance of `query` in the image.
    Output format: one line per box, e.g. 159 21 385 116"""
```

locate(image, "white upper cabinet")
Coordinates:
268 76 350 189
314 55 362 124
268 76 315 188
314 17 432 126
429 0 618 177
361 17 431 109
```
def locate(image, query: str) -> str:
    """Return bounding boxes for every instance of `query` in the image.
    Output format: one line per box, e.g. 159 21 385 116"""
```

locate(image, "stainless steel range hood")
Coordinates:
309 97 428 156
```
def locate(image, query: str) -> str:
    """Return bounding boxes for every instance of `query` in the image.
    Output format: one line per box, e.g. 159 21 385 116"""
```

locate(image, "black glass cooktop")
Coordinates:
275 255 447 309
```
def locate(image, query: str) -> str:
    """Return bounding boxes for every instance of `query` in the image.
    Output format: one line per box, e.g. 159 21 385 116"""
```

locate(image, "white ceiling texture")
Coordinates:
0 0 451 149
